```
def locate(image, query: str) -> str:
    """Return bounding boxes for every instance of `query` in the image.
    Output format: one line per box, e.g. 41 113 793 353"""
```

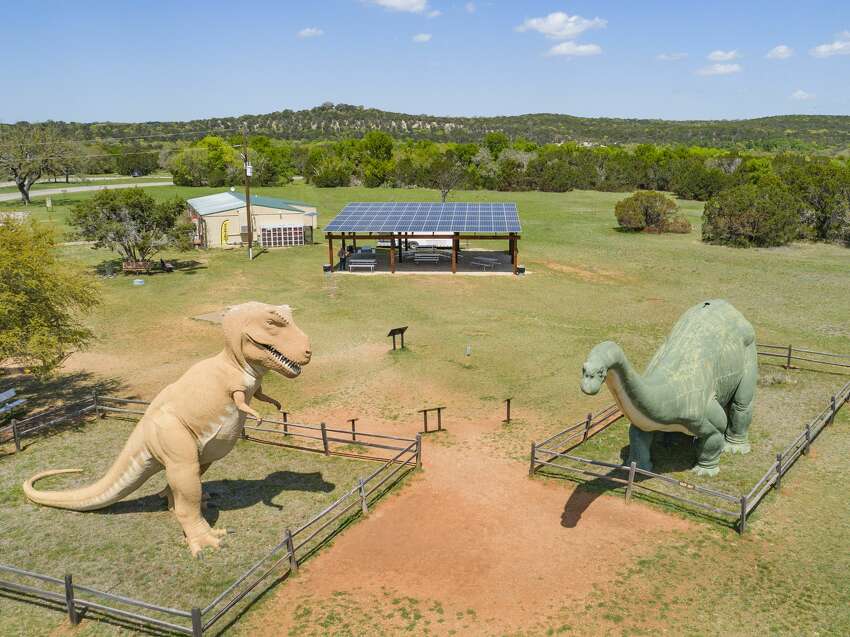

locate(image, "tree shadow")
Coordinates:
102 470 336 527
3 369 126 414
93 258 206 277
560 432 697 528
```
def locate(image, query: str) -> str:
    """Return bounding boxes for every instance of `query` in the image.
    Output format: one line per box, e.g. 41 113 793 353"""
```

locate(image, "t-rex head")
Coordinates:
580 341 618 395
222 302 312 378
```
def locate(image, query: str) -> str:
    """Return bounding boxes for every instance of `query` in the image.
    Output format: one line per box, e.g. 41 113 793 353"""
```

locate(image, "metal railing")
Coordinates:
0 394 422 635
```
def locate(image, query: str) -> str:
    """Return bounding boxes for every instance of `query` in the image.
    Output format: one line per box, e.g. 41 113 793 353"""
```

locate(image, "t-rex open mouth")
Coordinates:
259 342 302 376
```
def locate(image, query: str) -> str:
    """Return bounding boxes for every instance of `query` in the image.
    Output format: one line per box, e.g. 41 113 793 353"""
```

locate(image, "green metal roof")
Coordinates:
187 191 317 216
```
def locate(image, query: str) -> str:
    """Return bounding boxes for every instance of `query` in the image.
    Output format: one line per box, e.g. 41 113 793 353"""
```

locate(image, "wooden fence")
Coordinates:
0 394 421 635
530 345 850 533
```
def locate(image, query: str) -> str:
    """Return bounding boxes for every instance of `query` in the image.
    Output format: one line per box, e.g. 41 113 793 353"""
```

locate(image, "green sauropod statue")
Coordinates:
580 299 757 477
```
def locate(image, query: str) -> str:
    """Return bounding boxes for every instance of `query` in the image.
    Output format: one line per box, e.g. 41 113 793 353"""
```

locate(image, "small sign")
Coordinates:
387 326 408 350
246 164 253 177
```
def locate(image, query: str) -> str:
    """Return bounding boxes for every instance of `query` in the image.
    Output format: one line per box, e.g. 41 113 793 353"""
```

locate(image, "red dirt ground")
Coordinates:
247 413 689 636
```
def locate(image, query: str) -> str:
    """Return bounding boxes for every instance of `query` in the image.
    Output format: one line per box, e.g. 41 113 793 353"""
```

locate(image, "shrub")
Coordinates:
614 191 684 232
702 182 802 248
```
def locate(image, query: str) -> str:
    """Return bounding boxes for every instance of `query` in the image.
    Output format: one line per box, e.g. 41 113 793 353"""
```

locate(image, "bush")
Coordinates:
702 182 802 248
614 191 685 232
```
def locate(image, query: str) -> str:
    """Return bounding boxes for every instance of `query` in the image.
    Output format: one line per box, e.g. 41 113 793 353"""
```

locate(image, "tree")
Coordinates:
0 219 98 376
0 126 63 203
360 130 394 162
702 180 801 248
427 150 467 202
614 191 690 233
115 145 159 176
69 188 191 262
484 132 510 159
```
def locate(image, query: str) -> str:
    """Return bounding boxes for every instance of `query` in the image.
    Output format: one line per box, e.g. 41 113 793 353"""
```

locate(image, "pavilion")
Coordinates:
324 202 522 274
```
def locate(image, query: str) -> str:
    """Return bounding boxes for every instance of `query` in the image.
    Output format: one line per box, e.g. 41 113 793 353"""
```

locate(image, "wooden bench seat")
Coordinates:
348 259 377 272
122 260 153 274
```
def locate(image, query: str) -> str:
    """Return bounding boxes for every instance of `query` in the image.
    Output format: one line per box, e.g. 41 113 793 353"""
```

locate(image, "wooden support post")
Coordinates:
785 344 792 369
400 330 405 349
11 418 20 452
451 234 458 274
739 496 748 535
284 528 298 573
191 607 203 637
389 236 396 273
511 235 518 275
422 410 429 433
803 424 811 455
282 411 289 435
775 453 783 491
352 237 357 250
64 574 79 626
415 434 422 468
359 478 369 516
503 398 512 423
625 461 636 503
328 236 334 271
349 418 358 441
582 413 592 442
529 442 536 476
436 407 443 431
320 422 329 455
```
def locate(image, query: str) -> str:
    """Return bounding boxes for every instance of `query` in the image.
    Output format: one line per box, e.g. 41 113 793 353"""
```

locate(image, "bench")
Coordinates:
348 259 377 272
0 388 25 416
414 253 440 264
122 260 152 274
470 259 496 271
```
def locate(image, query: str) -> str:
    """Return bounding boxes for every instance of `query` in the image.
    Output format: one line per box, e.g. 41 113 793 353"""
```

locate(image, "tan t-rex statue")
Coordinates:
23 302 311 557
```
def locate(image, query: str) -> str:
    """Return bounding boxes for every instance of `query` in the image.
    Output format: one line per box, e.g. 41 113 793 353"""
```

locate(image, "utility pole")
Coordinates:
242 128 254 260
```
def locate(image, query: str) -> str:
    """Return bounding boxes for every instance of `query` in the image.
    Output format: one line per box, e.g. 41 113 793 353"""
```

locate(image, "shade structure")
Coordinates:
325 202 521 234
324 202 522 275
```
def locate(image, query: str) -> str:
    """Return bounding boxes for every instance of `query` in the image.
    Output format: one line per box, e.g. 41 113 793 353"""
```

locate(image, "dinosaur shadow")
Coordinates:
561 432 698 528
101 470 336 527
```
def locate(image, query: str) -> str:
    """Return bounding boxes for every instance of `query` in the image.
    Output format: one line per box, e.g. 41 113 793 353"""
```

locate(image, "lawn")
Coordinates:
0 414 379 636
2 182 849 635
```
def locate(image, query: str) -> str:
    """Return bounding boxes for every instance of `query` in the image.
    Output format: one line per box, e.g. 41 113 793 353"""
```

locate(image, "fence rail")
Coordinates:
0 393 421 635
530 345 850 534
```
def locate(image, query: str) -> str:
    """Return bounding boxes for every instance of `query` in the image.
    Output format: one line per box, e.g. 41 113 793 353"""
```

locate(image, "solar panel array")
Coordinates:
325 202 521 234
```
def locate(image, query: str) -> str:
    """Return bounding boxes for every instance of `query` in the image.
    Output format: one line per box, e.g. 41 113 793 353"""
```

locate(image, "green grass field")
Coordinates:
2 183 849 635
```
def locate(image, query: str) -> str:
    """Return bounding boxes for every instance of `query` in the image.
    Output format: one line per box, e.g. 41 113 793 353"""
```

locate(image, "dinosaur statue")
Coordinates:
580 299 757 476
24 302 311 556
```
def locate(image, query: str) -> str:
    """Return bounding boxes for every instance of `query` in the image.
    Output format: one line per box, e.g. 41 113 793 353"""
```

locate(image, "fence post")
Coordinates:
625 461 636 503
739 496 747 535
320 422 329 455
422 410 429 433
191 607 203 637
529 442 536 476
284 528 298 573
64 574 79 625
415 434 422 469
504 398 512 423
829 395 837 425
775 453 782 491
281 411 289 435
803 425 811 455
582 413 592 442
349 418 358 442
11 418 21 452
92 389 101 418
359 478 369 516
436 408 443 432
785 344 792 369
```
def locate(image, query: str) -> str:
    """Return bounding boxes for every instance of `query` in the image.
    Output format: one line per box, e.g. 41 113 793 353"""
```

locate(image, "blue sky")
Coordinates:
2 0 849 123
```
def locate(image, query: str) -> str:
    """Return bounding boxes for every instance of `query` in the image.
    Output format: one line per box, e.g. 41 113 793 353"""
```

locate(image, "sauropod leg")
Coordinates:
693 400 727 477
627 425 655 472
725 350 756 454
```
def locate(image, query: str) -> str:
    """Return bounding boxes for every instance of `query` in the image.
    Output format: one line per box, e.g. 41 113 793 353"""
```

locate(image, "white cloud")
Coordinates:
707 49 740 61
366 0 429 13
412 33 432 43
810 31 850 57
697 63 743 76
465 2 476 13
297 27 324 38
791 89 815 101
766 44 793 59
548 41 602 57
516 12 607 40
657 52 687 61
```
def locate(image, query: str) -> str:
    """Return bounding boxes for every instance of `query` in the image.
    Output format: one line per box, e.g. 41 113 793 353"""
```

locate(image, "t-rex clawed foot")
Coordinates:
187 527 228 558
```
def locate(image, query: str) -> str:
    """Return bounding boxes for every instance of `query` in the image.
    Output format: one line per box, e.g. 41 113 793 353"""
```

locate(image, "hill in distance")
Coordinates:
11 103 850 152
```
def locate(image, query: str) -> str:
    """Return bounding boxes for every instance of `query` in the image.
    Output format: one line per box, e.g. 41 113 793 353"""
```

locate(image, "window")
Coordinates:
260 225 304 248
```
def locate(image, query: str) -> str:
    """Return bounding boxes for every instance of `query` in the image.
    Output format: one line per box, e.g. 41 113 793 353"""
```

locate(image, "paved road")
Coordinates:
0 181 174 203
0 175 171 188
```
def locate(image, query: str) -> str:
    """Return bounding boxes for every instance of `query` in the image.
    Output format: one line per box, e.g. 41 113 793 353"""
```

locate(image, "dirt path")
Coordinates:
247 414 689 636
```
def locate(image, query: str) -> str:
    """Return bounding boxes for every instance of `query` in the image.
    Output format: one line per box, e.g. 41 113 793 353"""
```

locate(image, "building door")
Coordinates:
220 219 230 246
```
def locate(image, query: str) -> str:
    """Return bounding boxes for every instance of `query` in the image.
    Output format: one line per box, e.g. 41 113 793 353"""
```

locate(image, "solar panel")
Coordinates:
324 202 521 234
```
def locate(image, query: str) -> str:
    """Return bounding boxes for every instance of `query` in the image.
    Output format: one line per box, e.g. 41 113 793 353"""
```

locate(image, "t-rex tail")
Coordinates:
23 430 160 511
